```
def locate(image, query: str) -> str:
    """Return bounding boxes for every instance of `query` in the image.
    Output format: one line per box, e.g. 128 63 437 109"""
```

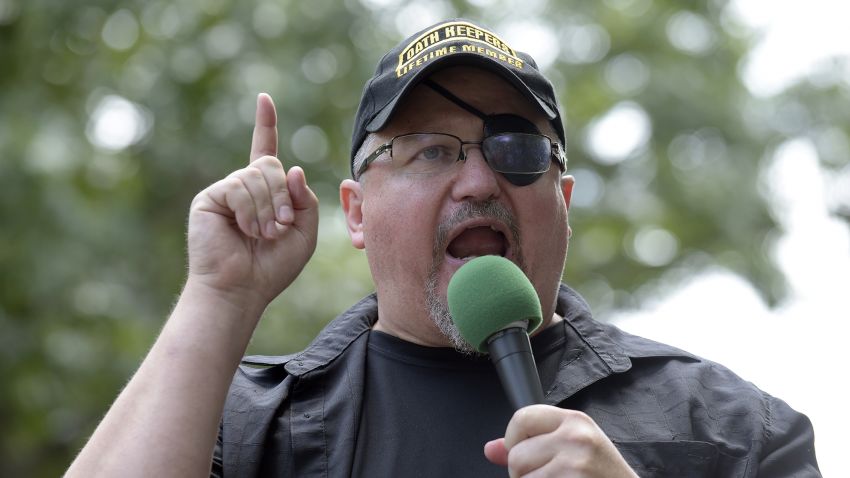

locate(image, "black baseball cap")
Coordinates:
350 18 566 177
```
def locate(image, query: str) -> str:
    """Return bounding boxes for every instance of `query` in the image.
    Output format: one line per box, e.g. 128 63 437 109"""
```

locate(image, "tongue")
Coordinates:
447 227 506 259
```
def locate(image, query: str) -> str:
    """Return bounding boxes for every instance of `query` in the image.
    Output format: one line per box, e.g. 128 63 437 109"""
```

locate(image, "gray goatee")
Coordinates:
425 200 524 355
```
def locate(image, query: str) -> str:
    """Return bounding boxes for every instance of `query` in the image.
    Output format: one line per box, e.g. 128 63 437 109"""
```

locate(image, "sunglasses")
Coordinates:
355 131 565 186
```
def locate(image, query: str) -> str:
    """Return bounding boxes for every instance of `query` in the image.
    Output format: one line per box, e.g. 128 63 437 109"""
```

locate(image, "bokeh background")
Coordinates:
1 0 847 475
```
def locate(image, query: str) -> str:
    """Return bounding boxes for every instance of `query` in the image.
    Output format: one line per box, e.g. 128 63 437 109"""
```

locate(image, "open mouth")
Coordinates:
446 223 510 262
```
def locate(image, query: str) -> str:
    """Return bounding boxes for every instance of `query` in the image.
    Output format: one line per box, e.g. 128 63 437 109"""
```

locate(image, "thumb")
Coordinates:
286 166 319 231
484 438 509 467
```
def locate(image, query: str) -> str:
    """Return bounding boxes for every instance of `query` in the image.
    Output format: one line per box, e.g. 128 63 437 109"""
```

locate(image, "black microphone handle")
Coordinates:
487 326 545 410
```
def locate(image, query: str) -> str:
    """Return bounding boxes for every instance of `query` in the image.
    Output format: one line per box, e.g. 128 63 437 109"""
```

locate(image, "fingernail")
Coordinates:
278 205 293 223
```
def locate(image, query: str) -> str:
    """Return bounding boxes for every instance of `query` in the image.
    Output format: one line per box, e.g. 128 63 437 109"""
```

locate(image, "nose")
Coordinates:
450 146 501 202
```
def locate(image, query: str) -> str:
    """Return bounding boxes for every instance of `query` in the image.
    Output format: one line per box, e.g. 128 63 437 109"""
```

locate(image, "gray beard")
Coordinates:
425 200 524 356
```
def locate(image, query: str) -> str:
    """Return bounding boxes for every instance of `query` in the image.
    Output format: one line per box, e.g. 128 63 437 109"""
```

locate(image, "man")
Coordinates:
67 19 819 477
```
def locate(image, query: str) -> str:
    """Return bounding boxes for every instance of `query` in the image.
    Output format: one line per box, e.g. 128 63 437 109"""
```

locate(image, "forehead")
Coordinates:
379 66 553 137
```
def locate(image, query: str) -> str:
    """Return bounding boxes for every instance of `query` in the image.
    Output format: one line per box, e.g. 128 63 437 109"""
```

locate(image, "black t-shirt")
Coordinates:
351 321 568 477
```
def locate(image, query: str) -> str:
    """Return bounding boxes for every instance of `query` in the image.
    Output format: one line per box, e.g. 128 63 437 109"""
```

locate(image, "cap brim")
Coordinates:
365 53 558 133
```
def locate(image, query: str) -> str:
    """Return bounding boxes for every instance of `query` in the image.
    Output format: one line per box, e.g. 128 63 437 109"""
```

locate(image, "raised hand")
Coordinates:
187 93 319 308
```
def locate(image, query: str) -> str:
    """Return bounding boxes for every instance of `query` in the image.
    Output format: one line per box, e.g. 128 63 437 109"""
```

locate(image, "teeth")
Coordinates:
464 224 499 231
461 255 480 261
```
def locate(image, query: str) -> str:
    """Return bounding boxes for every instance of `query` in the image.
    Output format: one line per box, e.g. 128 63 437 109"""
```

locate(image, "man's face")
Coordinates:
342 66 573 351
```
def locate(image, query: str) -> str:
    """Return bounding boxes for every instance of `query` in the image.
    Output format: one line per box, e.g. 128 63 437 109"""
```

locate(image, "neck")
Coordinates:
372 310 563 347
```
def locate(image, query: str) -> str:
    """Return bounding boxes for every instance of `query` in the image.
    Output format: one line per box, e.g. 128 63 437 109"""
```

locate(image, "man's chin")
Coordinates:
425 262 479 356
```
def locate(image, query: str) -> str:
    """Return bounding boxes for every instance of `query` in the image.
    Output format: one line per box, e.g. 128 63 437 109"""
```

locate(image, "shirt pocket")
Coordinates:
613 440 719 477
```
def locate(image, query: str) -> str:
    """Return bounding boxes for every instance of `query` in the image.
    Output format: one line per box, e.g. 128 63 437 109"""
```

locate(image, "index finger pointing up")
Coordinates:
250 92 278 163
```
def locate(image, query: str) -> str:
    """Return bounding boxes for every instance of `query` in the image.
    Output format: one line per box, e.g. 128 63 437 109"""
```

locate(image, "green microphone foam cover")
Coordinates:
447 255 543 354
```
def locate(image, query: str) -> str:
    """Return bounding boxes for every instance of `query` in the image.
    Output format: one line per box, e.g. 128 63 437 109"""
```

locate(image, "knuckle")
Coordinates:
512 407 531 423
256 154 283 169
222 176 244 191
243 166 265 182
224 178 248 198
565 422 596 446
190 192 204 208
560 409 595 431
571 409 593 423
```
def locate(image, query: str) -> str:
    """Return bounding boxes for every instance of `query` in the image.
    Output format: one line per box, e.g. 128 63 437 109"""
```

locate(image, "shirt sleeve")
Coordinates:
757 394 821 477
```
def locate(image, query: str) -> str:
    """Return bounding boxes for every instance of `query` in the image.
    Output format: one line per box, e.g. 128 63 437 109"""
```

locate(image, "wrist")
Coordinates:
173 278 269 355
182 274 269 319
153 278 269 370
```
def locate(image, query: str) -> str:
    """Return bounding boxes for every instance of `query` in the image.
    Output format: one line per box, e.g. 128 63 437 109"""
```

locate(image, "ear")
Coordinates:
560 174 574 210
561 174 575 239
340 179 365 249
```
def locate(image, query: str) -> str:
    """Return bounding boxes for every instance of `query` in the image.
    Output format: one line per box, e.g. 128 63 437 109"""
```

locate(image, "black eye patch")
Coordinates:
483 114 545 186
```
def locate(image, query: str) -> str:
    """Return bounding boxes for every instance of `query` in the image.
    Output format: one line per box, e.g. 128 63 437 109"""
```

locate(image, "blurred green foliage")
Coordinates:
1 0 848 475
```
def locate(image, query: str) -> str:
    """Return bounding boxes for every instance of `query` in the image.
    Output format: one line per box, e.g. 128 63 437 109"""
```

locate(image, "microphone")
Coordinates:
447 255 545 410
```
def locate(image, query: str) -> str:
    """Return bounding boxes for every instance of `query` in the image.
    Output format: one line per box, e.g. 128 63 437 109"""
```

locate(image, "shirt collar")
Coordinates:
244 282 695 379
